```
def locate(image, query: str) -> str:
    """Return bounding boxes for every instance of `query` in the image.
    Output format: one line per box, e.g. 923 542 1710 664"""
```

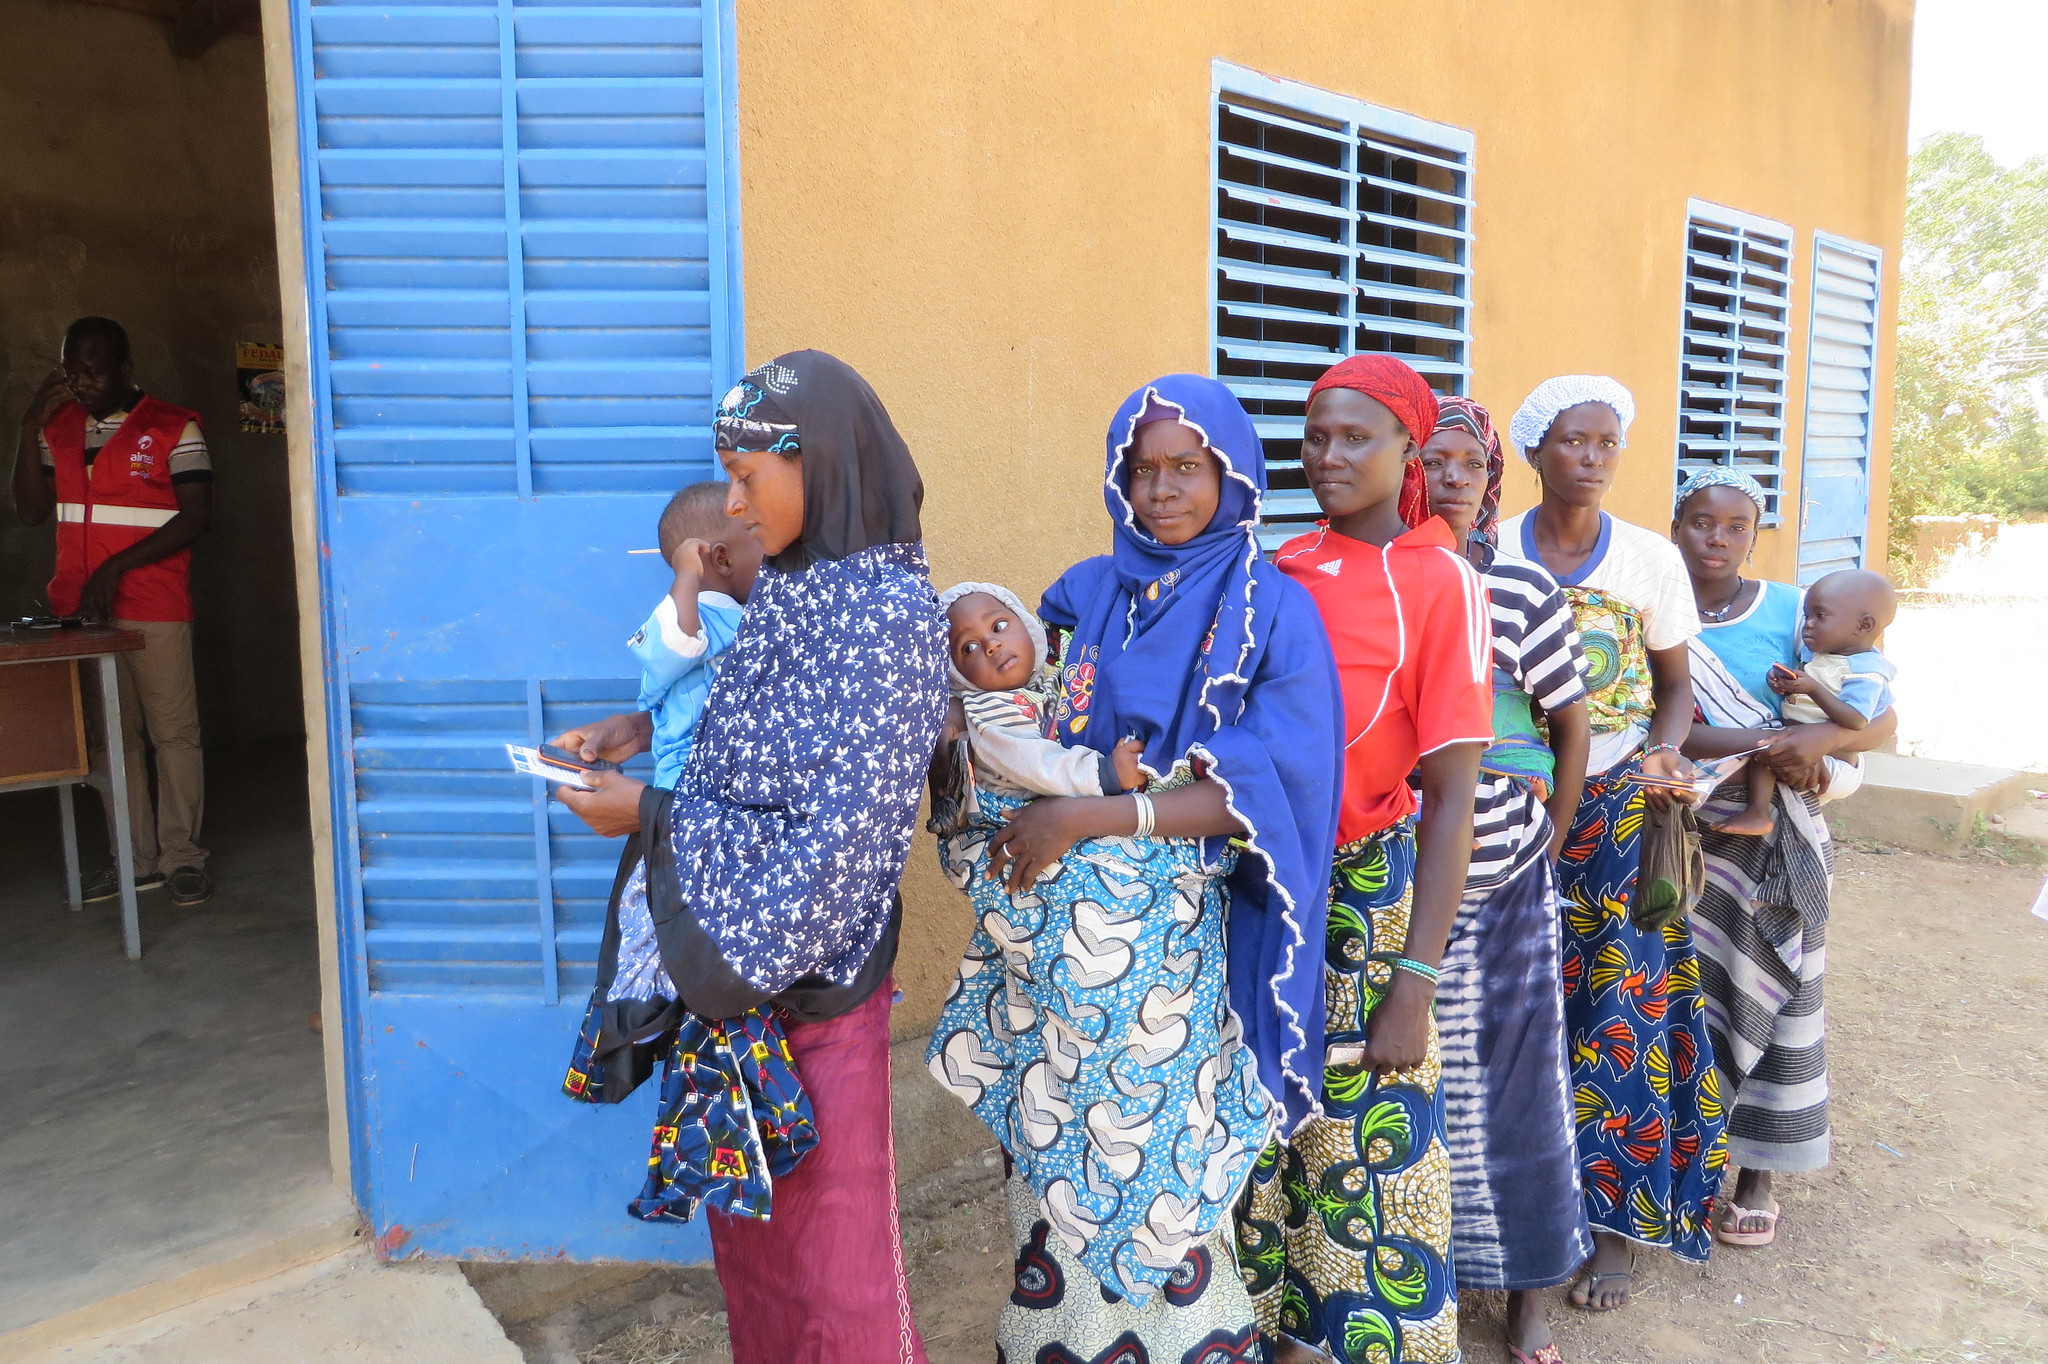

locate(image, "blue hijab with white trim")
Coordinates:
1040 374 1345 1134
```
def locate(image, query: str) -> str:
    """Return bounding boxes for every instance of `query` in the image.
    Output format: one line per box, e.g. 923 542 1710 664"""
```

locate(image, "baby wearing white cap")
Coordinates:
931 582 1144 836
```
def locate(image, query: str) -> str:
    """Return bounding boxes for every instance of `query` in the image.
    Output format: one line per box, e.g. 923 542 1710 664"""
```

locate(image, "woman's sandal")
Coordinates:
1509 1345 1566 1364
1715 1198 1782 1248
1568 1267 1634 1312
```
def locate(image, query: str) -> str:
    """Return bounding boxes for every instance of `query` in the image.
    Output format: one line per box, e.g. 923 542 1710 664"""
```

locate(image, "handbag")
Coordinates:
1631 800 1706 931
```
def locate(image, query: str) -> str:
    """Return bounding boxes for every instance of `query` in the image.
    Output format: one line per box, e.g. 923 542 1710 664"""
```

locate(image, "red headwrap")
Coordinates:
1306 355 1440 528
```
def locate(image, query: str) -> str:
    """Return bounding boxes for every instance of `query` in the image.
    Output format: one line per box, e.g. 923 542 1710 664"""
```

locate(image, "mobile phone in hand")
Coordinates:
506 743 617 789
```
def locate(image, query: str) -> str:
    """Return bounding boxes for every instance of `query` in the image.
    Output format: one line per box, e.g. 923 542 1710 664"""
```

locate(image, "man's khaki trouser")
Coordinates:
83 619 207 878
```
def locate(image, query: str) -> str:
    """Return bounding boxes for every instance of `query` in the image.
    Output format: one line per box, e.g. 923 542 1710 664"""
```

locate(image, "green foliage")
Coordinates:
1889 135 2048 575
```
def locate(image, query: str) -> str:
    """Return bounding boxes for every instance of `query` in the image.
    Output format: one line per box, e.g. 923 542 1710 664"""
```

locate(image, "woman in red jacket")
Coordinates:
1238 356 1492 1364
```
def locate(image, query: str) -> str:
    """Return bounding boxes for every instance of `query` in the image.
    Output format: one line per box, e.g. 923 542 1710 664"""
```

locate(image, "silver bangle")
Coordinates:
1130 792 1156 839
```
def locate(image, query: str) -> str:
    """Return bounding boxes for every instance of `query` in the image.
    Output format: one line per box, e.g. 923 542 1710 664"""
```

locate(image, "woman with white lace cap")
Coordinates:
1497 376 1728 1315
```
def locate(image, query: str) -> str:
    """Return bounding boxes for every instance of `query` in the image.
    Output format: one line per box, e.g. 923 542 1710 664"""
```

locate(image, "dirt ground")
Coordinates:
580 845 2048 1364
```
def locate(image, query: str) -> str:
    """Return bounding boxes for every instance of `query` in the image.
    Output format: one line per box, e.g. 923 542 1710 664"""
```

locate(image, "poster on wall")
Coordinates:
235 343 286 435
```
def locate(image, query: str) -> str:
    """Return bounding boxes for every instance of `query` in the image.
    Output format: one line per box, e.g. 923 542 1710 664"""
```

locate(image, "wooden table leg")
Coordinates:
58 782 82 910
98 655 141 960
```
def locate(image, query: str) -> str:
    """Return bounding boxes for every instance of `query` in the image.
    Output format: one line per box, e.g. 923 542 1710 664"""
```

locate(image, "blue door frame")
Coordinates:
286 0 742 1260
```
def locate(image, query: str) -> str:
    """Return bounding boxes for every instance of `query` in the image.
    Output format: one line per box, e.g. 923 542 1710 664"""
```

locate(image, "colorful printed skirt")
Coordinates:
994 1173 1263 1364
1236 823 1460 1364
1556 758 1728 1262
1437 844 1590 1291
926 790 1273 1307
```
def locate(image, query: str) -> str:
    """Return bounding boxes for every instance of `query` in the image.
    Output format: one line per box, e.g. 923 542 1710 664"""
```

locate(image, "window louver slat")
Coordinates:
1796 234 1883 582
1676 203 1794 523
1213 67 1474 547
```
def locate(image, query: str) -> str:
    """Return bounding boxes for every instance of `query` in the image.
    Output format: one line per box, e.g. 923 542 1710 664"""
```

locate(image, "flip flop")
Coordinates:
1568 1268 1633 1312
1715 1198 1782 1247
1509 1345 1566 1364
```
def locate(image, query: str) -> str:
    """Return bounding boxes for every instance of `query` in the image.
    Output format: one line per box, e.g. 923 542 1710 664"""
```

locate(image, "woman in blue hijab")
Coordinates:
925 374 1344 1360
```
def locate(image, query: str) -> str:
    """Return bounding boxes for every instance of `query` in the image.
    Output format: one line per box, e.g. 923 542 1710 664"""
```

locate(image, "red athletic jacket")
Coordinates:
44 395 200 622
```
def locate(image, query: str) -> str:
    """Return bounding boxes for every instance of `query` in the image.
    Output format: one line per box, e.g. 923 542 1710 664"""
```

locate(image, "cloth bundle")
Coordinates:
565 1002 818 1223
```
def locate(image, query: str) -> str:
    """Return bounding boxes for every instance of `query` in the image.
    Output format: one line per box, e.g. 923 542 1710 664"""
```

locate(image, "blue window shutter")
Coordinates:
1210 62 1474 547
1676 201 1794 522
1796 233 1883 581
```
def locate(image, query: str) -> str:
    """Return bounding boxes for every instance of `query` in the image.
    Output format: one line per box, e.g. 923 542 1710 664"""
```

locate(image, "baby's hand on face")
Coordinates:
668 537 710 579
1111 737 1147 793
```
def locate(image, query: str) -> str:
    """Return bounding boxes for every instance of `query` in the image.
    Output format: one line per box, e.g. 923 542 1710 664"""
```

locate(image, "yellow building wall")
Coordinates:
731 0 1914 1033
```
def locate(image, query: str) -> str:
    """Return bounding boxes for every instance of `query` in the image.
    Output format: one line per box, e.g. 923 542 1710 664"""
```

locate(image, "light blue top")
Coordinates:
629 590 745 790
1801 646 1896 722
1696 578 1804 715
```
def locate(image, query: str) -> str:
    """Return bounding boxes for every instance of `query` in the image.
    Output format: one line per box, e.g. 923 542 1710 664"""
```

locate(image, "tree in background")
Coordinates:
1889 134 2048 577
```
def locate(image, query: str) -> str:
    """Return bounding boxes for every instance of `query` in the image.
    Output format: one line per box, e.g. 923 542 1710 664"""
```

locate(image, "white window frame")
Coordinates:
1210 62 1475 544
1675 199 1796 524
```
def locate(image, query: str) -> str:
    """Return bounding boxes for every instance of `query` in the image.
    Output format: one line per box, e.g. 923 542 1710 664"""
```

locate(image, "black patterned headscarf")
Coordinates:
1430 394 1506 548
714 350 924 573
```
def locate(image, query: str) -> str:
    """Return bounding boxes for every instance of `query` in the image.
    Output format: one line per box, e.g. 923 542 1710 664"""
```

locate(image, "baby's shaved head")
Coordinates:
1808 568 1897 630
658 480 735 552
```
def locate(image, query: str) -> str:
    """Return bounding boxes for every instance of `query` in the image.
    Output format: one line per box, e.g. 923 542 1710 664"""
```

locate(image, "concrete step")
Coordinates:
13 1246 523 1364
1826 751 2041 854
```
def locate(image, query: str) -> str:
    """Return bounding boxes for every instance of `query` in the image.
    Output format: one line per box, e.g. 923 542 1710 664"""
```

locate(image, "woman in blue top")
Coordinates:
1671 468 1895 1255
926 373 1344 1362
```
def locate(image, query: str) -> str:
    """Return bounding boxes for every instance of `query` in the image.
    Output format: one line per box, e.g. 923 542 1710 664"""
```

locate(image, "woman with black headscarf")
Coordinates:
556 351 947 1364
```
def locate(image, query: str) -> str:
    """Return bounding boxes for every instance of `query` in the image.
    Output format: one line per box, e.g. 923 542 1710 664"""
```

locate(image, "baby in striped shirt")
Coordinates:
930 582 1143 835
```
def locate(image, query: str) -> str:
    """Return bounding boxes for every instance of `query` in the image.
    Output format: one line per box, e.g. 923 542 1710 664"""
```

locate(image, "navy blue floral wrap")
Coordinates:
650 541 948 1020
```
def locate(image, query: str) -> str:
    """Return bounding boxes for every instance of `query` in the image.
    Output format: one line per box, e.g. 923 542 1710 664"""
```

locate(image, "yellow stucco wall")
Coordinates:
731 0 1914 1034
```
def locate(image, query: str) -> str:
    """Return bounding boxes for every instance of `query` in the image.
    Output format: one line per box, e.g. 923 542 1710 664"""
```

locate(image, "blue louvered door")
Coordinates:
289 0 740 1259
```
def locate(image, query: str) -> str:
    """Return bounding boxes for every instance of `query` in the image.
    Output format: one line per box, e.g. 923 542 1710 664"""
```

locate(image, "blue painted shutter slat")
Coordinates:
1211 67 1474 547
1676 204 1795 522
1797 234 1882 582
294 0 736 1258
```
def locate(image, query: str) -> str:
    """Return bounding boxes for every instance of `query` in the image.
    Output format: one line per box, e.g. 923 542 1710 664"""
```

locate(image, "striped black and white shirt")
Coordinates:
1465 548 1588 893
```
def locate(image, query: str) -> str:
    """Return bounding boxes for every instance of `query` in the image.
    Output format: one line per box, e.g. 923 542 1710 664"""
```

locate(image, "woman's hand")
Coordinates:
938 696 967 748
1638 744 1697 812
1760 724 1836 793
551 711 652 764
1362 972 1434 1073
556 768 647 838
985 796 1096 895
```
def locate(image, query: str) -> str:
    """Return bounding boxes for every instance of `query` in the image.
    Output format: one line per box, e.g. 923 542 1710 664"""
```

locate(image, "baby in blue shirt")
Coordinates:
629 480 764 790
1724 567 1897 835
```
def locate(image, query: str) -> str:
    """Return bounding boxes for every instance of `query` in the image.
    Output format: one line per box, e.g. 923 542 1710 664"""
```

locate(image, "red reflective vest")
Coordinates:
45 395 200 622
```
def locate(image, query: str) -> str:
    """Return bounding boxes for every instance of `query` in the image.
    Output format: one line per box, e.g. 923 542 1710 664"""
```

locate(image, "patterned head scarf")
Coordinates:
1428 395 1505 547
713 351 924 574
1306 355 1441 528
936 581 1049 694
1508 374 1636 463
1674 467 1769 519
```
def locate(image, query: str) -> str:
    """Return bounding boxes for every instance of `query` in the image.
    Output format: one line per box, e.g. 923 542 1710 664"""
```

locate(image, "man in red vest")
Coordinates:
11 317 214 906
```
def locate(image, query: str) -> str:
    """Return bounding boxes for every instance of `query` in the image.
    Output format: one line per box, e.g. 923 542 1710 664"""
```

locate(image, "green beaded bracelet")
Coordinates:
1390 956 1440 984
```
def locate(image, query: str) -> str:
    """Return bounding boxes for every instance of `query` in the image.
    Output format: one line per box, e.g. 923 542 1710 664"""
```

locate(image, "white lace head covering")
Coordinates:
937 581 1048 693
1508 375 1636 463
1675 467 1769 517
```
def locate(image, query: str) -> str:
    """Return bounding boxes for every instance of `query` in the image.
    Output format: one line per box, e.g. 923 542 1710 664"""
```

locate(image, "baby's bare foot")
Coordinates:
1712 804 1775 837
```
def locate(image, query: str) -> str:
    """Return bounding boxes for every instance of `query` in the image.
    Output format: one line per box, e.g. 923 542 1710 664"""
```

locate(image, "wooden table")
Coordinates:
0 625 147 957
